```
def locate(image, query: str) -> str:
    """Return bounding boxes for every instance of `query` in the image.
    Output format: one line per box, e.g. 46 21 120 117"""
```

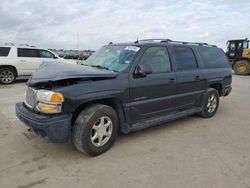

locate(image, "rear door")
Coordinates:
129 46 176 123
170 45 205 109
17 48 42 74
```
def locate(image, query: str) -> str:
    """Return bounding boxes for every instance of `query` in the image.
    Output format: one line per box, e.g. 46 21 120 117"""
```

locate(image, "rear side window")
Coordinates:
18 48 39 58
172 46 197 71
39 50 55 58
198 47 229 68
0 47 11 57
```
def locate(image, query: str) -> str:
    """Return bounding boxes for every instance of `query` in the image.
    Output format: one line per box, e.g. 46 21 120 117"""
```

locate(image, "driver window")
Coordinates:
140 47 172 73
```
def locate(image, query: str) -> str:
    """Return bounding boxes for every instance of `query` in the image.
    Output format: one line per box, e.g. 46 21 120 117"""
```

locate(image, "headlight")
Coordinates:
36 90 64 113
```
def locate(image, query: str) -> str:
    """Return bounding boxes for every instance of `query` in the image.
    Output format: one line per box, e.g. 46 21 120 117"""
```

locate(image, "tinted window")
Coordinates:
39 50 54 58
172 46 197 71
0 47 11 57
198 47 229 68
18 48 39 58
140 47 171 73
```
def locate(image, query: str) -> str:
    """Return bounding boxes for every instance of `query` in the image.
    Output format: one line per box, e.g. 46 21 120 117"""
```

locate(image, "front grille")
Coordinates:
25 87 36 109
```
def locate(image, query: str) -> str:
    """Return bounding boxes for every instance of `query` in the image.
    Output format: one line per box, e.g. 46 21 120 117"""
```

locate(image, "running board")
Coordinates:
129 107 202 132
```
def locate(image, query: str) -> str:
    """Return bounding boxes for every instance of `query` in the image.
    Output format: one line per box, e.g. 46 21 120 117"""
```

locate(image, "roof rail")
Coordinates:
4 43 15 46
137 39 172 43
168 40 216 47
19 44 30 47
135 39 217 47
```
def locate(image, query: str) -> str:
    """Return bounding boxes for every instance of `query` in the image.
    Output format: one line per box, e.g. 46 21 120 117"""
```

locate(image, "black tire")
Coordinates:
0 67 17 84
73 104 119 156
233 60 250 75
199 88 219 118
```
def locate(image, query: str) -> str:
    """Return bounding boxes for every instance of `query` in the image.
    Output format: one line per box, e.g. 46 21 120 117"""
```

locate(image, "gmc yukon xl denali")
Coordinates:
16 39 232 156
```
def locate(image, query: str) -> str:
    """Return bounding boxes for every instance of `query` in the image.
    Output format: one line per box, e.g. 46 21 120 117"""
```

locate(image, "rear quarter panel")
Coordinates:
194 46 232 88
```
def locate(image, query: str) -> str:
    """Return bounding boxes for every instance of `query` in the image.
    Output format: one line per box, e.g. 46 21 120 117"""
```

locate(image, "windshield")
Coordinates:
84 45 140 72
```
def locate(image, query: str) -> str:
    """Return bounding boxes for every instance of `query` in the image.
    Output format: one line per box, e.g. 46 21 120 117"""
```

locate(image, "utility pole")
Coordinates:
76 32 79 52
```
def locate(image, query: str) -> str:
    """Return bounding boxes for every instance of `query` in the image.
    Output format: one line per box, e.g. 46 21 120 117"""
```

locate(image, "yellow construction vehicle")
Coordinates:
226 38 250 75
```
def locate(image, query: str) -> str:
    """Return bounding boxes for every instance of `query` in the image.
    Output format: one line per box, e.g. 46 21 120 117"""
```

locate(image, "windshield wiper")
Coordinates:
90 65 119 72
81 64 89 66
91 65 109 70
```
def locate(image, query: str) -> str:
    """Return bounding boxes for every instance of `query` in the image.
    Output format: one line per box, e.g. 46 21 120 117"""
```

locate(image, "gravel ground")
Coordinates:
0 75 250 188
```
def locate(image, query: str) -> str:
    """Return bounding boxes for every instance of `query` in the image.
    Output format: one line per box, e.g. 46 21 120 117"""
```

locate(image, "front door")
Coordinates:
129 46 176 124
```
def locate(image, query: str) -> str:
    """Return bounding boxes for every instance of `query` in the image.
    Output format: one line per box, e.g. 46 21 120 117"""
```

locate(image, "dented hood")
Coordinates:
27 62 118 85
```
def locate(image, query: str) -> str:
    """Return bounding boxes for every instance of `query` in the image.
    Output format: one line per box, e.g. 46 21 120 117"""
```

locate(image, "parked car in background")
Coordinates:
16 39 232 156
0 43 76 84
62 53 93 60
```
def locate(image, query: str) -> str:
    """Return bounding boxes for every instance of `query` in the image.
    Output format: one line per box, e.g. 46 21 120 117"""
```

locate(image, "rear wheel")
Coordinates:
199 88 219 118
0 67 16 84
73 104 118 156
233 60 250 75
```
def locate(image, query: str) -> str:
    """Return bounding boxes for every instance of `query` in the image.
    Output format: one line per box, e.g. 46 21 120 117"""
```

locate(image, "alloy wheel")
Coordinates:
90 116 113 147
0 70 14 84
207 94 217 113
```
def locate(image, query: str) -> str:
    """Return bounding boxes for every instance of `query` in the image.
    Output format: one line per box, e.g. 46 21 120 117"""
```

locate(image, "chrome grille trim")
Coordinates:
24 87 37 109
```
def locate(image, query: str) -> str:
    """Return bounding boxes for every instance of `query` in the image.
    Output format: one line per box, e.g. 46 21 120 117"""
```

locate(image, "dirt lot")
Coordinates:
0 75 250 188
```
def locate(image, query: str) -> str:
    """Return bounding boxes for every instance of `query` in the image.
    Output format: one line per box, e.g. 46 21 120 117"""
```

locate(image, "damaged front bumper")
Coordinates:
15 102 72 143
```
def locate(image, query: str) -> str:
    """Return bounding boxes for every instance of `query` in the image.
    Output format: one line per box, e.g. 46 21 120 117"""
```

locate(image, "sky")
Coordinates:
0 0 250 51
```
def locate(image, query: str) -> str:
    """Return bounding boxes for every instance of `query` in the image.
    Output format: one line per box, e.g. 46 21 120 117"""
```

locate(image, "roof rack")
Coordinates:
135 38 217 47
168 40 217 47
137 39 172 43
19 44 30 47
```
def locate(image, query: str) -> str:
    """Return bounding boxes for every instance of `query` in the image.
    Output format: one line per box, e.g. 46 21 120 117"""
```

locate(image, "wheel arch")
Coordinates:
0 65 18 76
71 98 128 133
209 83 222 96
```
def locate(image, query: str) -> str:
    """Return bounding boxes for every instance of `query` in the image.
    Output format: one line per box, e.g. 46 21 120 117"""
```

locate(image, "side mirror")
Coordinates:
54 56 59 59
134 64 152 77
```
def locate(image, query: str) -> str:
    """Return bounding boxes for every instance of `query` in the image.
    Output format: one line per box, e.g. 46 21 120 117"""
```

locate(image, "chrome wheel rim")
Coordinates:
91 116 113 147
207 94 217 113
0 70 14 84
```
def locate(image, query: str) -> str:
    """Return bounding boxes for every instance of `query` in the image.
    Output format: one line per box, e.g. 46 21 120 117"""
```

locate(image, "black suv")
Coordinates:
16 39 232 156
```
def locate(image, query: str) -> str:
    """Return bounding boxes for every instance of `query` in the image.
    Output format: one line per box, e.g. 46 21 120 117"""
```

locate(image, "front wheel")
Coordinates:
199 88 219 118
0 67 16 84
73 104 118 156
